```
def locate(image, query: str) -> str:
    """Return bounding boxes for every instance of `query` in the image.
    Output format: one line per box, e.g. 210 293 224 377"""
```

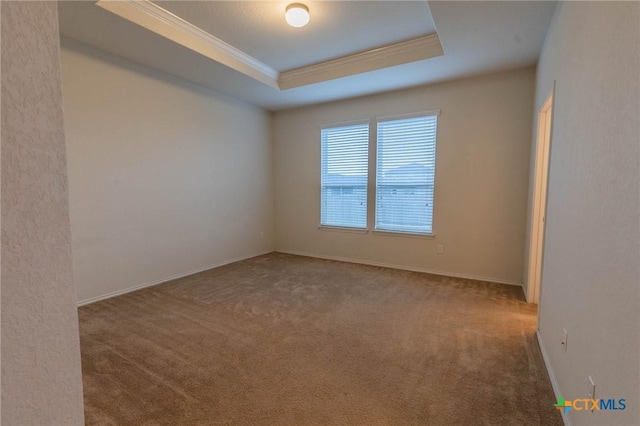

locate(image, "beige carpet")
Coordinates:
79 252 562 425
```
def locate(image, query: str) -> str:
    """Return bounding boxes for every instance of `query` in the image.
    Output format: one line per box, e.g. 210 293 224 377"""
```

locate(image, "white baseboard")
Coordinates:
536 331 570 426
276 249 522 286
77 250 273 307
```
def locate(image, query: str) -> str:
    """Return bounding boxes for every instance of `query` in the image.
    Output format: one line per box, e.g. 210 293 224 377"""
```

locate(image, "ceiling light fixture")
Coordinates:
285 3 310 28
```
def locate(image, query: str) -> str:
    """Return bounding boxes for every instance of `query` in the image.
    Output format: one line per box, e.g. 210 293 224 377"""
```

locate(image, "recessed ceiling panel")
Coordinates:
58 1 557 110
155 1 436 71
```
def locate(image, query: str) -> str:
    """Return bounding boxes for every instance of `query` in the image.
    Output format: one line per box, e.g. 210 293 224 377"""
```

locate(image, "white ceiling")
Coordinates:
57 1 557 111
157 1 436 71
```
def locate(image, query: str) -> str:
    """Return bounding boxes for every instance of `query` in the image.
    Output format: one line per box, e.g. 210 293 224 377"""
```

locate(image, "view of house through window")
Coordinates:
320 112 437 234
320 123 369 228
376 114 438 234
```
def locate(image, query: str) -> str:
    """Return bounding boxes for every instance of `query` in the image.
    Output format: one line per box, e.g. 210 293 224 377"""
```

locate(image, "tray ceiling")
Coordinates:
57 1 557 111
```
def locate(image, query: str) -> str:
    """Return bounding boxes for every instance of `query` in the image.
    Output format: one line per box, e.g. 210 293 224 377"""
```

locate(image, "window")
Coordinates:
319 112 438 235
375 114 437 234
320 123 369 229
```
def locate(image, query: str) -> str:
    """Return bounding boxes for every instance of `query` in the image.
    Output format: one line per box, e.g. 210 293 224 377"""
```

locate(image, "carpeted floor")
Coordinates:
79 252 562 425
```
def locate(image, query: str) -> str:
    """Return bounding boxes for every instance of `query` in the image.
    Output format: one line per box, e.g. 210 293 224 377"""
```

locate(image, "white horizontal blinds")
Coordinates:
321 123 369 228
376 115 437 234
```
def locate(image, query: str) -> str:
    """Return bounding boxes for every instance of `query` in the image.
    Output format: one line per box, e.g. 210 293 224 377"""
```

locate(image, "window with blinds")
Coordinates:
320 123 369 229
375 114 438 234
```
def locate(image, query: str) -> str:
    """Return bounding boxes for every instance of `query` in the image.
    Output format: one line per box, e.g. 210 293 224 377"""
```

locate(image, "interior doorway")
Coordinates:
527 88 554 305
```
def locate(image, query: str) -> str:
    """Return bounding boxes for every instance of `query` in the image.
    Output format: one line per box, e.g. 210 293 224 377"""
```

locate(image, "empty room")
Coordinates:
1 1 638 426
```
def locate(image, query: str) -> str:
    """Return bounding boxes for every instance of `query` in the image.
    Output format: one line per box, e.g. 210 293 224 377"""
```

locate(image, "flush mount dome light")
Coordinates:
285 3 310 28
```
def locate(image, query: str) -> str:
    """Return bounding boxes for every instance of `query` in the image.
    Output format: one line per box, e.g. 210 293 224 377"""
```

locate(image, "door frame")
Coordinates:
527 85 555 305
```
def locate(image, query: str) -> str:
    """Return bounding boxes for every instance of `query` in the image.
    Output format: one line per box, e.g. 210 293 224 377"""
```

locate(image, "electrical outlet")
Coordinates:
436 245 444 254
561 329 568 352
260 231 264 239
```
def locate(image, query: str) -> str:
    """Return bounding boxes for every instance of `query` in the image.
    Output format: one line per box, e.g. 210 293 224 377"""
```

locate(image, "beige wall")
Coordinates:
533 2 639 425
273 68 535 284
61 40 274 304
1 2 85 424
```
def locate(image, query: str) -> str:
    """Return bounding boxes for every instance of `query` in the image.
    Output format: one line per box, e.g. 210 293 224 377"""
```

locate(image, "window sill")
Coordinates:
318 225 369 234
372 230 435 239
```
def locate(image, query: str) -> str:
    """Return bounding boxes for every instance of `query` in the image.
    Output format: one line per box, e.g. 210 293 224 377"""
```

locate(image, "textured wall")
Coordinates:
273 68 535 285
61 39 274 304
1 2 85 424
534 2 640 425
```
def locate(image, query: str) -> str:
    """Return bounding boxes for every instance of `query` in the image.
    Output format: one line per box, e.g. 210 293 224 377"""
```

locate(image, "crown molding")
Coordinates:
278 34 444 90
95 0 279 88
95 1 444 92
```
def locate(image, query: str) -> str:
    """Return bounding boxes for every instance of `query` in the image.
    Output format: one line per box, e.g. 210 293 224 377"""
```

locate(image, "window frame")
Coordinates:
318 110 439 238
373 110 439 236
319 120 371 231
